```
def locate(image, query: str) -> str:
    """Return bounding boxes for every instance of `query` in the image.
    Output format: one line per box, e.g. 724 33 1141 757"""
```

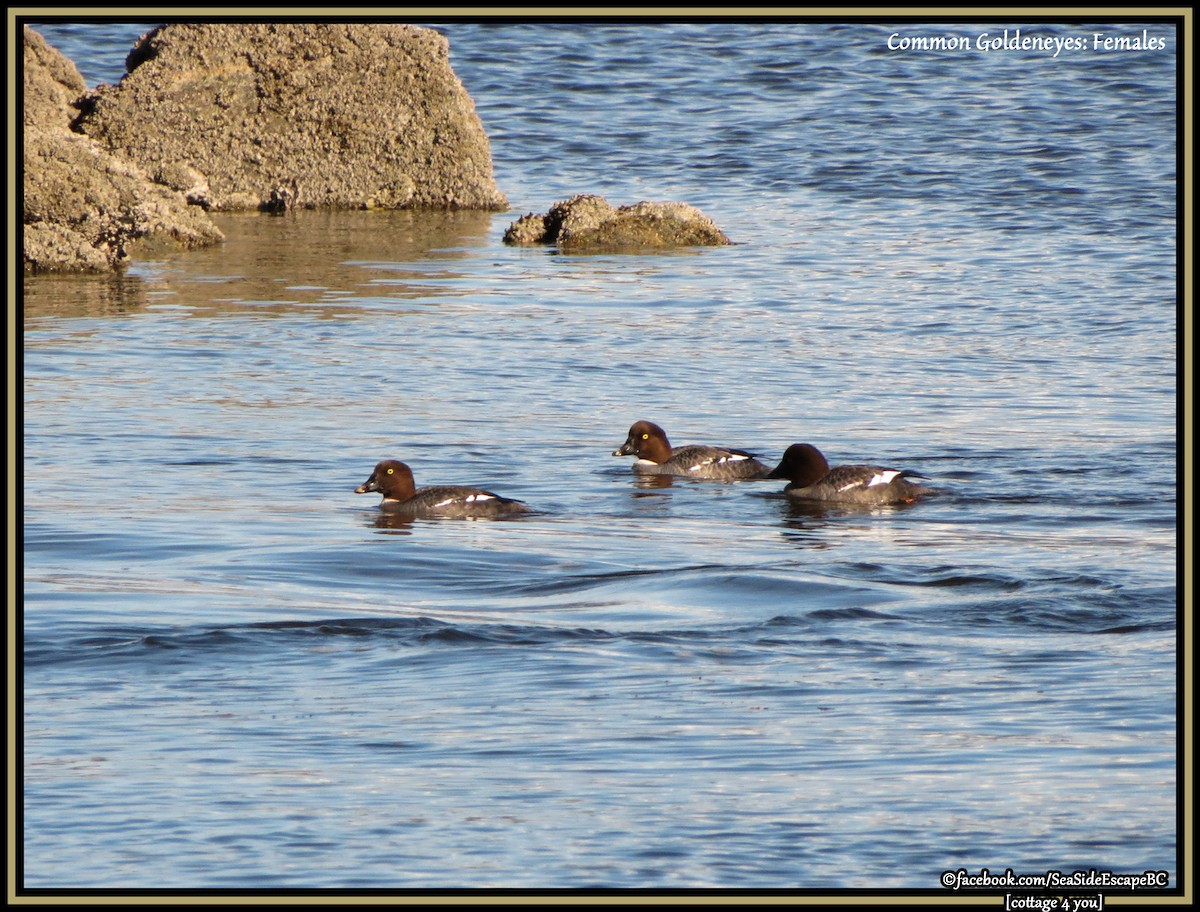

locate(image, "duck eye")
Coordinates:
386 467 394 475
641 433 649 440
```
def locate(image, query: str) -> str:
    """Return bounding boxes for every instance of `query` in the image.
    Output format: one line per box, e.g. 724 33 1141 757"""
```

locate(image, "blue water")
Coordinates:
21 19 1179 893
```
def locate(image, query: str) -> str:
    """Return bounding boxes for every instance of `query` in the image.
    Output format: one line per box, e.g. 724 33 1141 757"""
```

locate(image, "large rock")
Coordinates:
504 194 732 252
23 26 224 273
74 23 508 212
23 23 87 128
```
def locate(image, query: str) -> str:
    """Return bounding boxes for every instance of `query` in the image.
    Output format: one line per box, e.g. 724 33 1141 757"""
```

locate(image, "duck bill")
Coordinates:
764 464 787 479
354 476 379 494
612 439 636 457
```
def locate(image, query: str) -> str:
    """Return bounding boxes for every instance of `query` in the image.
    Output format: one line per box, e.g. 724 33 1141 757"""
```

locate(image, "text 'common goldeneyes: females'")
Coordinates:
354 459 531 518
766 443 927 505
612 420 771 480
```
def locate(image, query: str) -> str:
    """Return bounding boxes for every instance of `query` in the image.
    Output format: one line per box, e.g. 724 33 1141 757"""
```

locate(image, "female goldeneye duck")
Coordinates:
611 419 770 480
766 443 927 505
354 459 530 517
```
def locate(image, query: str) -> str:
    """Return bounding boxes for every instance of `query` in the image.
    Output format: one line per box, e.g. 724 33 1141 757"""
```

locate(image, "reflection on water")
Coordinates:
363 510 538 533
21 270 156 321
366 513 417 534
23 209 502 321
629 473 676 489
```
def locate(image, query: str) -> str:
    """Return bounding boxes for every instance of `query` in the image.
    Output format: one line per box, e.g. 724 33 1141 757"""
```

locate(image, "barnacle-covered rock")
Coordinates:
504 194 731 252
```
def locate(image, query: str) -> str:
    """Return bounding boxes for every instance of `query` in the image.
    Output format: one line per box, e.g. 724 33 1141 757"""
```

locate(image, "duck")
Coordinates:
766 443 927 505
354 459 531 517
612 420 771 480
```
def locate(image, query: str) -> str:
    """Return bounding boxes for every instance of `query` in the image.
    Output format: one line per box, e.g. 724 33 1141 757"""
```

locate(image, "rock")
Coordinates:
74 23 508 212
503 194 732 251
22 23 87 128
23 25 224 273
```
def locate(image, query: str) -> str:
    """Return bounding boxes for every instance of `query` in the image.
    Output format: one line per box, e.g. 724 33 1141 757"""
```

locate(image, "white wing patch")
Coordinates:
433 492 496 507
688 451 751 471
836 470 900 492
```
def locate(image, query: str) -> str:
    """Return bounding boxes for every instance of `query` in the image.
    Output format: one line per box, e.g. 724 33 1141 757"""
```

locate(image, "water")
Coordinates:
21 20 1178 892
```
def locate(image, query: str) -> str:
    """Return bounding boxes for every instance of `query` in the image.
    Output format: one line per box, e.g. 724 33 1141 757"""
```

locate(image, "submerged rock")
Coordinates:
73 23 508 212
504 194 732 252
22 25 224 272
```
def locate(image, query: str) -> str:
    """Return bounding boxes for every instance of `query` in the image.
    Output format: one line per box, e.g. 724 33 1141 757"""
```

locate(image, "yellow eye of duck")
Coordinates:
386 467 394 475
642 433 649 439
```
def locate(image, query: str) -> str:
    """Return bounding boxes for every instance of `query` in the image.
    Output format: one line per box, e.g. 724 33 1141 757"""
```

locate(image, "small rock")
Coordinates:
503 194 731 252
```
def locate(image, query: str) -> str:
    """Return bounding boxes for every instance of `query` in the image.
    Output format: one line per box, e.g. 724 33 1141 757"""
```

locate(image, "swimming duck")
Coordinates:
354 459 530 517
612 420 770 480
766 443 927 505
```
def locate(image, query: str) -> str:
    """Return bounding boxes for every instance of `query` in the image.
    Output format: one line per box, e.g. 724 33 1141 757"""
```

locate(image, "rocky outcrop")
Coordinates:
23 23 87 129
73 23 509 212
23 25 224 273
504 194 732 252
